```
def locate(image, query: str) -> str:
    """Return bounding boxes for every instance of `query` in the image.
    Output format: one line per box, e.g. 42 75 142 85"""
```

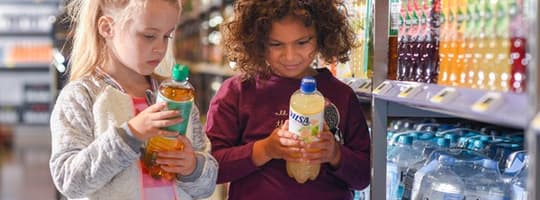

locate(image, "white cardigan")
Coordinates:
49 75 217 200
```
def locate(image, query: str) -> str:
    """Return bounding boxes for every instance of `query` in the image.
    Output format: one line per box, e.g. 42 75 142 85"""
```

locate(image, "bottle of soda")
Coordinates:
286 77 325 184
388 0 401 80
143 63 195 181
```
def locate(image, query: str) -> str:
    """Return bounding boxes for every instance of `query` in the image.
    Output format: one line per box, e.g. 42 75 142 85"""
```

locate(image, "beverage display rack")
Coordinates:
0 0 59 124
369 0 540 199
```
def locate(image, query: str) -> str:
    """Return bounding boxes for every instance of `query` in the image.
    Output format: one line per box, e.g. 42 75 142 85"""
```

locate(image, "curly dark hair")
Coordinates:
221 0 356 80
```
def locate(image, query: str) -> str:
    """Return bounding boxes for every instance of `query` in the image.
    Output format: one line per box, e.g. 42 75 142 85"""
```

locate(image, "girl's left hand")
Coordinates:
301 123 341 168
155 135 197 176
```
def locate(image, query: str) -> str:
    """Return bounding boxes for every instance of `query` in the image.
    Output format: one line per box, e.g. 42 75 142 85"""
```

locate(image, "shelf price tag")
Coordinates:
471 92 504 112
397 84 422 98
430 87 458 103
532 114 540 132
357 80 372 93
372 81 392 95
349 79 368 92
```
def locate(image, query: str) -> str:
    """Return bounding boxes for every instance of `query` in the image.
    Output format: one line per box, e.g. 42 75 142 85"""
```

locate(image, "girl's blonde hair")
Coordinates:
67 0 182 81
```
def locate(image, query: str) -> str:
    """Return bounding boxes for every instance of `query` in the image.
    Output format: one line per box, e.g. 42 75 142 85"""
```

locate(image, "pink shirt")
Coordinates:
132 97 177 200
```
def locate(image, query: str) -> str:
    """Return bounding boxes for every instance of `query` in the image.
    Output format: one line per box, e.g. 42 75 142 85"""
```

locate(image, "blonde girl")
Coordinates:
49 0 217 199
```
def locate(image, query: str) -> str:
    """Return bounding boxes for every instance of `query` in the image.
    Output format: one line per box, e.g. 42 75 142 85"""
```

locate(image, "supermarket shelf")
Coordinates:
0 64 50 72
355 92 372 103
177 61 236 77
341 78 373 103
0 0 59 4
0 32 51 37
372 80 528 129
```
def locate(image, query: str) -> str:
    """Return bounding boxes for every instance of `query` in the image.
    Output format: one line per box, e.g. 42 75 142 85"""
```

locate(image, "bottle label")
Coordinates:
288 107 323 143
389 1 401 36
156 93 192 136
512 185 526 200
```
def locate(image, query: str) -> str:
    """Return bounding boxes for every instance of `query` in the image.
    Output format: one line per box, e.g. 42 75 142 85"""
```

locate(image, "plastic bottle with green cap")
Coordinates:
143 63 195 180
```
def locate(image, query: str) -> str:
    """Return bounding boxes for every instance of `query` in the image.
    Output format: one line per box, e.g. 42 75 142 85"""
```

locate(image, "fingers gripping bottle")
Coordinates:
287 76 325 183
143 64 194 181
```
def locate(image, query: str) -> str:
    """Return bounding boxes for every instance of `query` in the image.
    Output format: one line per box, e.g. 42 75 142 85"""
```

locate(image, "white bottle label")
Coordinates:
288 107 323 143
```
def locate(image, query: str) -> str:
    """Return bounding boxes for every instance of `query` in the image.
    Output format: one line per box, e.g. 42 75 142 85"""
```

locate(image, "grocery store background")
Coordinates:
1 0 539 200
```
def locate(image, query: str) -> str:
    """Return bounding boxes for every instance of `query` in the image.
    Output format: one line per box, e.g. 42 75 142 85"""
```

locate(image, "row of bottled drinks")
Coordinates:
386 119 528 200
387 0 528 93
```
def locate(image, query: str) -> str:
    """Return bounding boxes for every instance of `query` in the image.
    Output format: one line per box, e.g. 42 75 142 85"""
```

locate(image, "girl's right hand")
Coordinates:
127 102 183 141
254 121 302 166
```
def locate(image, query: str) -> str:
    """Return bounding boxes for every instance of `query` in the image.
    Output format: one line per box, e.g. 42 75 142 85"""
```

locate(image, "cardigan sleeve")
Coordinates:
49 82 141 198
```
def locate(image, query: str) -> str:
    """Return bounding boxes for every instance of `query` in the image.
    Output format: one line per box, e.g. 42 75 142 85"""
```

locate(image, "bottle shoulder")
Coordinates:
160 79 195 90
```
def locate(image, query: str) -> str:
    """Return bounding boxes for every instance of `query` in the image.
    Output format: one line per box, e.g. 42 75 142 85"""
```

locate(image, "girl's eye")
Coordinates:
298 40 309 45
269 43 281 47
144 34 156 39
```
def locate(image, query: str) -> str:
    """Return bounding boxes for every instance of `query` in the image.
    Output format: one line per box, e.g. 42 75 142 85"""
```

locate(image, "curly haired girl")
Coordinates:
206 0 371 199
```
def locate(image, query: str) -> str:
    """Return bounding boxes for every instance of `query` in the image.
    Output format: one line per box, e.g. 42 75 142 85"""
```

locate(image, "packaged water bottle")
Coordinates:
511 155 528 200
387 135 423 200
420 155 465 200
463 159 510 200
143 64 194 180
287 76 325 183
503 151 527 182
408 138 451 200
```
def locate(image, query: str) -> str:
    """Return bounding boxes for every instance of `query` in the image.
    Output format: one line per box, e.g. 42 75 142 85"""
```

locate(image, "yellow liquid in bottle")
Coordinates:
143 84 195 181
491 37 511 92
455 0 468 86
286 90 325 184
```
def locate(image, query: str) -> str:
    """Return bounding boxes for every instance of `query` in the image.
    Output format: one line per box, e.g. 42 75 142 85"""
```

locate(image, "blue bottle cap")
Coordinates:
444 134 459 144
436 138 450 148
300 76 316 93
398 135 414 145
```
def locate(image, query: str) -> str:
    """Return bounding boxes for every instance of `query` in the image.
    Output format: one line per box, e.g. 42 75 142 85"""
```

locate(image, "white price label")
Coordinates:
362 80 372 90
471 92 503 112
397 84 422 98
358 80 372 93
430 87 458 103
349 79 368 92
372 81 392 95
532 115 540 131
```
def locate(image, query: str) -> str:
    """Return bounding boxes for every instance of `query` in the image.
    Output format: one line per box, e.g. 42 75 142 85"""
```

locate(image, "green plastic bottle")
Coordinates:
143 64 194 180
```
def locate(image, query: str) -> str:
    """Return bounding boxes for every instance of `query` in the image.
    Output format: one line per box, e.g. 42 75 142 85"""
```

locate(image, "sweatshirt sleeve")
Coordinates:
205 79 260 184
328 92 371 190
49 83 141 199
174 105 218 199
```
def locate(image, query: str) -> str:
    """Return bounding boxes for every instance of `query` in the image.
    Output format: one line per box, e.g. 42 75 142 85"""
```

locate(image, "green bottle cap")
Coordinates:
172 63 189 81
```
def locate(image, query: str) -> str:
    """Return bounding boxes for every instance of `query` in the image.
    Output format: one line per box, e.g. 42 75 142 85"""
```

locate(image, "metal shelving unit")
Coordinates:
525 0 540 199
370 0 539 199
0 1 58 125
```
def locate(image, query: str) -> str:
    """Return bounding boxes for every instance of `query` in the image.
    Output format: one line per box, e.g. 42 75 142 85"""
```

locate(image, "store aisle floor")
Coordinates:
0 125 56 200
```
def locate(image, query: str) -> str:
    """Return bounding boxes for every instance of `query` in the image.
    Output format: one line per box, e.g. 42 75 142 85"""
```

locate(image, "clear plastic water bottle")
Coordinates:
463 159 509 200
420 155 465 200
409 138 451 200
503 151 527 182
511 155 528 200
387 135 423 200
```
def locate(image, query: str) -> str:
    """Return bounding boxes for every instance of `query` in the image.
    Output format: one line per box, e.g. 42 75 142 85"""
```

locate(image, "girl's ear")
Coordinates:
97 16 114 38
